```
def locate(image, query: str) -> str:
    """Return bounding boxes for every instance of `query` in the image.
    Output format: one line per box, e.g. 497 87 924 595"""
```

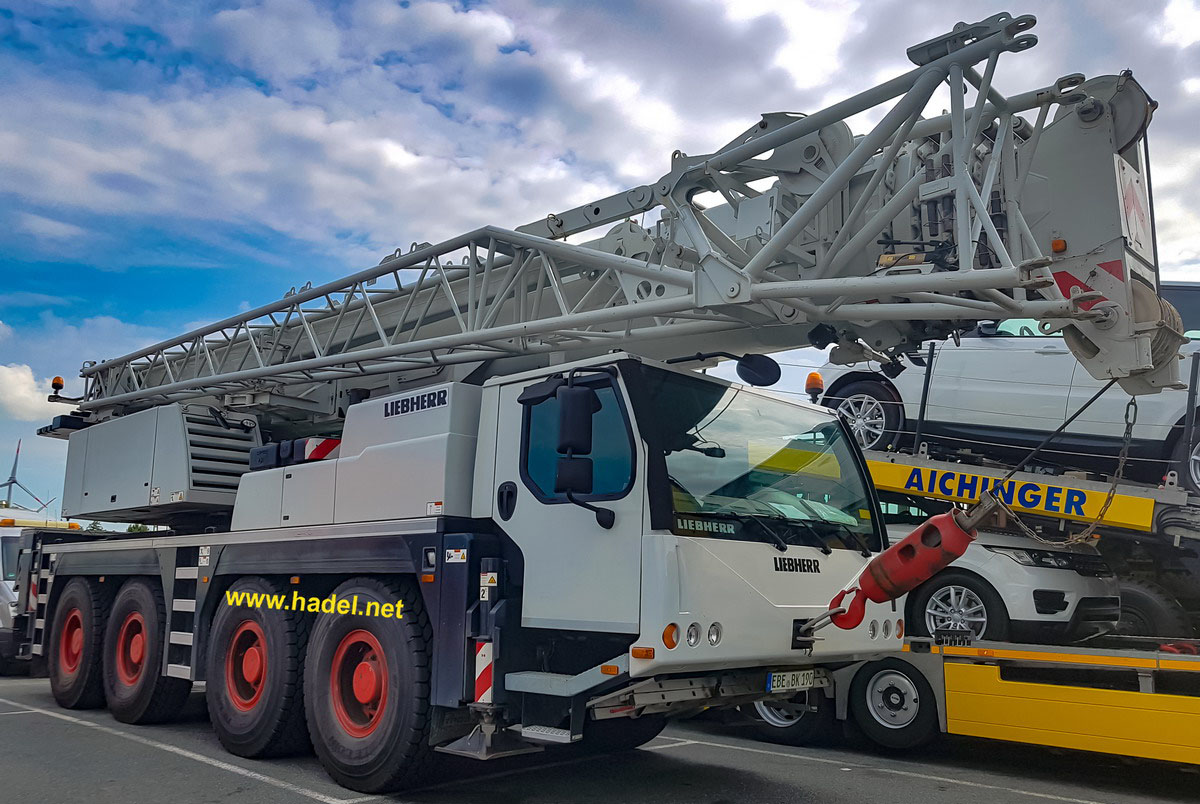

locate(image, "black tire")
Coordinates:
304 577 434 793
102 579 192 724
827 380 903 452
1115 579 1192 638
907 570 1010 642
206 577 311 757
584 714 667 751
47 577 109 709
848 658 938 751
751 690 839 746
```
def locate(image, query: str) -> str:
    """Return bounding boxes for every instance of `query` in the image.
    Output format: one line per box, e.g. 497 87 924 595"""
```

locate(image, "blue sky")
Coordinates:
1 0 1198 513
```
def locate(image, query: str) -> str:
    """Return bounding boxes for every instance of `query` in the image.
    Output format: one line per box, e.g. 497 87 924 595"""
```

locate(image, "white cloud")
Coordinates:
1160 0 1200 48
0 363 59 421
17 212 87 239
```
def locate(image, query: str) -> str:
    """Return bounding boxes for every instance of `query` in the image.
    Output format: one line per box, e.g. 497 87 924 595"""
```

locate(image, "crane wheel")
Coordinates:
47 577 109 709
102 579 191 724
206 577 312 757
304 577 434 793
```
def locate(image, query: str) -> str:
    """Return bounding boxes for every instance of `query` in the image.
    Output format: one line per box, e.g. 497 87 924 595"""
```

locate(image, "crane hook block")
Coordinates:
829 512 977 630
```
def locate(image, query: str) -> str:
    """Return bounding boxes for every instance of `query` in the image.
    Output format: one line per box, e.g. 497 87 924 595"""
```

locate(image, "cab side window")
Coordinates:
521 382 635 501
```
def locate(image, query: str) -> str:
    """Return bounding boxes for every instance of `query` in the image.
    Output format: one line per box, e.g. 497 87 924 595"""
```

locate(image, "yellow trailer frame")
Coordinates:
901 640 1200 765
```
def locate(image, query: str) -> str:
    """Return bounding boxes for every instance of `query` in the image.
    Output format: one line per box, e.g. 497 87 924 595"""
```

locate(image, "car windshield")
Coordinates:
631 365 883 552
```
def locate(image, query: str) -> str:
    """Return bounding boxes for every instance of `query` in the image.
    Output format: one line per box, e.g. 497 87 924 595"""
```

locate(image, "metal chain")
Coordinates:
1007 396 1138 546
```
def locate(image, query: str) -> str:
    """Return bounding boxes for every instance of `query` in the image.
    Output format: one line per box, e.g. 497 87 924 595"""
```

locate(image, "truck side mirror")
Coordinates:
977 320 999 337
555 457 593 495
735 353 782 387
557 385 601 455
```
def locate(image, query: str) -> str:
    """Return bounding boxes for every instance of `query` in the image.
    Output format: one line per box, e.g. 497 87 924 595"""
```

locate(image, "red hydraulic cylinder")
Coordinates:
830 511 977 629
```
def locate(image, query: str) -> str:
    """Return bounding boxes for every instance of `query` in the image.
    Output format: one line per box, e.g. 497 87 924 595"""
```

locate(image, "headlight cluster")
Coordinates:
985 545 1111 574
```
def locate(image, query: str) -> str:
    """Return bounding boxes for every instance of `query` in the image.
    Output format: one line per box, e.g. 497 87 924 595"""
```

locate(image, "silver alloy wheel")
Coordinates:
924 584 988 638
754 693 810 728
1189 440 1200 488
836 393 888 450
865 669 919 730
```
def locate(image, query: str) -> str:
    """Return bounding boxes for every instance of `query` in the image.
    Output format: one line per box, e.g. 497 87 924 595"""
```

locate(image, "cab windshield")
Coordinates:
632 366 883 552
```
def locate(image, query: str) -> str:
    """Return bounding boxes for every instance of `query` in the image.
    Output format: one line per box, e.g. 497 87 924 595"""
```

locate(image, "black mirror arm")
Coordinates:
565 491 616 529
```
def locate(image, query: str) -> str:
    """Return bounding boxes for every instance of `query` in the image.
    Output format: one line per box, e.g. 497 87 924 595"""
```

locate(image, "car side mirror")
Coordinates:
977 321 999 337
557 385 601 455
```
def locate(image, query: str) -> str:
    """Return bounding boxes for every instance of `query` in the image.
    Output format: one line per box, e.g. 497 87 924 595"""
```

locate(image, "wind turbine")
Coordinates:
0 440 55 513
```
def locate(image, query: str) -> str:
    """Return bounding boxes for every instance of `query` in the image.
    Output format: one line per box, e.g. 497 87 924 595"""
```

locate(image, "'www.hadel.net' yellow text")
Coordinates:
224 589 404 618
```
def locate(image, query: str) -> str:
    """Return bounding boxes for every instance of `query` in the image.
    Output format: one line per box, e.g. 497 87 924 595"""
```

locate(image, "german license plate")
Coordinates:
766 669 815 693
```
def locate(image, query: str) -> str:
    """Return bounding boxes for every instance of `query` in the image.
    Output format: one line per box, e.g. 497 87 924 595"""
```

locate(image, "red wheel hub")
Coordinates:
115 612 147 687
225 620 268 711
58 608 84 676
330 629 388 737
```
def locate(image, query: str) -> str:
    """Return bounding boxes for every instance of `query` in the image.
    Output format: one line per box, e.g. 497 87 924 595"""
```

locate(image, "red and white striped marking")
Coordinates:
300 438 341 460
1052 259 1125 312
474 641 494 703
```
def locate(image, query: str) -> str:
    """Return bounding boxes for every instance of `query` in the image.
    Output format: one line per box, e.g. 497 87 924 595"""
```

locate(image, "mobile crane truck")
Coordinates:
8 12 1182 793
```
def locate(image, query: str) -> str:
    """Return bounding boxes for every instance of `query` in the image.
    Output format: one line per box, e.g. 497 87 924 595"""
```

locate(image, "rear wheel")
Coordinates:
752 690 838 746
304 577 434 793
206 578 311 757
1115 579 1192 638
829 381 903 451
1169 434 1200 495
103 579 191 724
848 658 938 750
47 577 108 709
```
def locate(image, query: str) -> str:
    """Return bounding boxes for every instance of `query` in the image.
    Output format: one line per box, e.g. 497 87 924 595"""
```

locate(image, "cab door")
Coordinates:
491 373 645 634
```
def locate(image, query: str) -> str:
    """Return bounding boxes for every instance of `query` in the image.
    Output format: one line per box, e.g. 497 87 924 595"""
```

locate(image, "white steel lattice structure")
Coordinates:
56 12 1183 434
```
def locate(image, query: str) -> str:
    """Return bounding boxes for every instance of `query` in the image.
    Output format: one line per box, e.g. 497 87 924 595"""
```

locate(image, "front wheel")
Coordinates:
907 570 1010 642
751 689 838 746
848 658 938 750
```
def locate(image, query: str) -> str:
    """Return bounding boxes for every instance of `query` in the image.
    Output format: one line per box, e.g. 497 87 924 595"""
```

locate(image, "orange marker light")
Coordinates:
601 664 619 676
896 619 905 639
805 372 824 403
1051 238 1067 253
421 573 435 583
289 576 301 584
631 646 655 660
662 623 680 650
52 376 64 392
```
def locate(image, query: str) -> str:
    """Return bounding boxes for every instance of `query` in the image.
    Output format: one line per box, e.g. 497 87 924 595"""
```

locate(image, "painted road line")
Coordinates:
0 697 366 804
655 737 1108 804
0 709 37 716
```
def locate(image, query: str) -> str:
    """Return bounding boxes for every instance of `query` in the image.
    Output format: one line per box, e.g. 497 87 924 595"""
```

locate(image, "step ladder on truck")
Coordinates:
7 12 1187 794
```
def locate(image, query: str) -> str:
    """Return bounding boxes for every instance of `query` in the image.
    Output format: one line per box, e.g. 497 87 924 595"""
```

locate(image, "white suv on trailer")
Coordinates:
812 282 1200 492
880 492 1120 643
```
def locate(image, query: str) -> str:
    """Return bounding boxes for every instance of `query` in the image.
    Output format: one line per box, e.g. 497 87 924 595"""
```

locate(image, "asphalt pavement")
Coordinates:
0 675 1196 804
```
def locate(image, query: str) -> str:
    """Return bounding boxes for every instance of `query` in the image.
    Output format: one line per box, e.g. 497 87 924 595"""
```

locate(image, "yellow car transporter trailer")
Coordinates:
887 637 1200 764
